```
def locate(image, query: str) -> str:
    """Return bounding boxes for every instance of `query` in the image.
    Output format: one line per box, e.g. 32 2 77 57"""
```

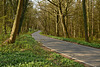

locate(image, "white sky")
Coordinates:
31 0 42 8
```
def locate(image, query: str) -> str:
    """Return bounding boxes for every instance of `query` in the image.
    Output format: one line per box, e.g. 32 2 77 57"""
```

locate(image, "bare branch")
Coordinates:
47 0 58 7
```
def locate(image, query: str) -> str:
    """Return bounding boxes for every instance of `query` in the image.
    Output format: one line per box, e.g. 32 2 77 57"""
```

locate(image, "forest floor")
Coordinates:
32 31 100 67
0 31 85 67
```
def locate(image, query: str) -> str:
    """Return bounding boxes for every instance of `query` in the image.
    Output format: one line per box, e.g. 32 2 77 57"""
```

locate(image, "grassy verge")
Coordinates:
0 33 84 67
40 32 100 49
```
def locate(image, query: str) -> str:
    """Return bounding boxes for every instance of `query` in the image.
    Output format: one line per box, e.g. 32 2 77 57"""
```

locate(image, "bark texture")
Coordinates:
8 0 23 43
82 0 89 42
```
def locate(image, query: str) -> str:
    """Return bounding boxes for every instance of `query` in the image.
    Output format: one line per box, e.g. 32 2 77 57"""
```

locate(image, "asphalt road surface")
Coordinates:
32 31 100 67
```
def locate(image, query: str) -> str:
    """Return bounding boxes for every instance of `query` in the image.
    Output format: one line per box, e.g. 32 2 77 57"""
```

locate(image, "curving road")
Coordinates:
32 31 100 67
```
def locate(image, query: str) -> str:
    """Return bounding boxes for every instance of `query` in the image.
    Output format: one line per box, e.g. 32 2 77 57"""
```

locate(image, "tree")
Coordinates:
86 0 90 37
3 0 7 34
91 0 94 40
47 0 70 38
56 10 59 36
8 0 23 43
82 0 89 42
18 0 29 35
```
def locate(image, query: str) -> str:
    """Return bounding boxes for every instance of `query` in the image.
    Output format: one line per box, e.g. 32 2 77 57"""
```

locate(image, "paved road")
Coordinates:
32 31 100 67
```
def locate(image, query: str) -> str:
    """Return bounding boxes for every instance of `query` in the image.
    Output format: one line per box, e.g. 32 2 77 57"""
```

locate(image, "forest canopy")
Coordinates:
0 0 100 44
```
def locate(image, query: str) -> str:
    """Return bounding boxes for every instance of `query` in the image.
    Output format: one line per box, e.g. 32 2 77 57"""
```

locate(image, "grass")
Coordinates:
40 32 100 49
0 32 84 67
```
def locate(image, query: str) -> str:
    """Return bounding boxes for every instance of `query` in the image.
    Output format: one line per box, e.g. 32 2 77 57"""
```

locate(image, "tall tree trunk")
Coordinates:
86 0 90 37
56 11 59 36
82 0 89 42
97 11 100 38
26 22 29 32
70 21 73 37
91 0 94 40
97 21 100 39
8 0 23 43
77 0 80 38
79 26 81 37
65 15 69 37
61 14 69 38
58 0 69 38
18 0 29 35
74 23 76 38
3 0 7 34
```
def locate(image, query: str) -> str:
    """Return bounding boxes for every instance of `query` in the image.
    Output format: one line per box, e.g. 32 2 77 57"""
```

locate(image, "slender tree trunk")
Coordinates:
3 0 7 34
65 15 69 37
61 14 69 38
56 11 59 36
77 0 80 38
86 0 90 37
58 0 69 38
70 21 73 37
79 26 81 37
26 22 29 32
18 0 29 35
97 21 100 38
97 12 100 38
82 0 89 42
91 0 94 40
8 0 23 43
74 23 76 38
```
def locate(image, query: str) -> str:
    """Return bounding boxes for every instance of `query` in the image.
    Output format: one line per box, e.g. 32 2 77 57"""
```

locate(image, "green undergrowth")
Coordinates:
46 35 100 49
0 33 10 44
0 29 37 44
0 33 84 67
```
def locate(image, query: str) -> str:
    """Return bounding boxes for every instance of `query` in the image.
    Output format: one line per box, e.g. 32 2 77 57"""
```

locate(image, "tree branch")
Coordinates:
47 0 58 7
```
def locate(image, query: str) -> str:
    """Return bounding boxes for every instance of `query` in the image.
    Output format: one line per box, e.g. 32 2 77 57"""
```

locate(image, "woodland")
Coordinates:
0 0 100 67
